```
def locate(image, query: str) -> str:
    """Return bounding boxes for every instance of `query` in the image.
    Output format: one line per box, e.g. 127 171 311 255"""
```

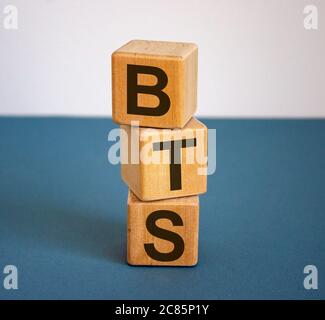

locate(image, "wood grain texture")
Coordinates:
121 117 207 201
127 190 199 266
112 40 198 128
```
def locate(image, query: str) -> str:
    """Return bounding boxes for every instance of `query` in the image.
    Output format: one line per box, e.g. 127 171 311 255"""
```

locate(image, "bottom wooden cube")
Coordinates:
127 190 199 266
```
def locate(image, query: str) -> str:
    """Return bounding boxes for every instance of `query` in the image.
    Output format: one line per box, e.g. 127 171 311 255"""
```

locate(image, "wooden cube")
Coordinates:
112 40 198 128
127 190 199 266
121 117 207 201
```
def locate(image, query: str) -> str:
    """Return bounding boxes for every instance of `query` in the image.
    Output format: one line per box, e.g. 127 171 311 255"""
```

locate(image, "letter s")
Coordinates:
144 210 185 261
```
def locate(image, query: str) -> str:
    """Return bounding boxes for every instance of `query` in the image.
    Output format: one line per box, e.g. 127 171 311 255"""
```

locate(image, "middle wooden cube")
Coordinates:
121 117 207 201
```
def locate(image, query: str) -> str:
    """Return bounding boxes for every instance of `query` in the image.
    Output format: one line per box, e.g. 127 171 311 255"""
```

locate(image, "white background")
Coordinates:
0 0 324 117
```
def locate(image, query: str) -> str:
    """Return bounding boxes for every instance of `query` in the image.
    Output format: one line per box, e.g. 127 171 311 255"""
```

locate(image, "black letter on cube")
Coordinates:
144 210 185 262
153 138 197 191
127 64 170 116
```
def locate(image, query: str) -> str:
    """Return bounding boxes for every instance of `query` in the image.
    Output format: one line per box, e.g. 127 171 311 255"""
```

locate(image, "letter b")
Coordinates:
112 40 198 128
127 64 170 116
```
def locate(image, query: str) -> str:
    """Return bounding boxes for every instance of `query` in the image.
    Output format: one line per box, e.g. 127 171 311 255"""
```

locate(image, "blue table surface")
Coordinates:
0 117 324 300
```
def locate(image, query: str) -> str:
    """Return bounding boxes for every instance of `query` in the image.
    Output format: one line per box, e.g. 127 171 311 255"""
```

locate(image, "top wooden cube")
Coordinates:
112 40 198 128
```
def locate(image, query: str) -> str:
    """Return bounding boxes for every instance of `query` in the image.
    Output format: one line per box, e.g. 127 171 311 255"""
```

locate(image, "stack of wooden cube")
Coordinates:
112 40 207 266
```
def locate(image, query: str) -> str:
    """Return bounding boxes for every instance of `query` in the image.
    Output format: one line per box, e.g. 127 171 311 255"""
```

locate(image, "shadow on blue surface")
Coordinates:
0 117 127 270
1 201 126 264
